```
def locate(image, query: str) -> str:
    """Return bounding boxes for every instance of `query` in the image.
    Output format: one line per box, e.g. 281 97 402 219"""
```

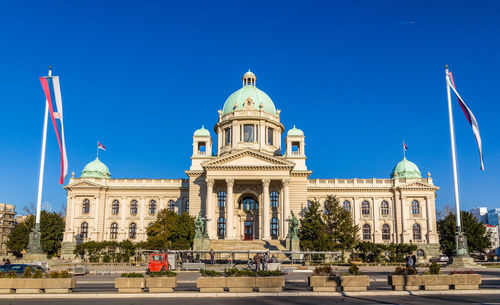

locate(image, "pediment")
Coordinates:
65 179 104 190
202 149 295 169
398 180 439 190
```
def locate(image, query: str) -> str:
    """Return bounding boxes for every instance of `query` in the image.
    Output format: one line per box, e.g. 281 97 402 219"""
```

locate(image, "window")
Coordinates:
217 217 226 237
411 200 420 215
80 222 88 238
343 200 351 213
413 223 422 240
323 200 330 214
225 128 231 145
270 191 279 208
241 196 258 210
130 200 138 215
243 124 254 142
112 200 119 215
307 200 312 209
382 224 390 240
218 191 226 208
82 199 90 214
185 201 189 213
362 201 370 215
167 200 175 212
362 224 371 240
110 223 118 239
381 201 389 215
291 142 300 155
129 223 137 239
197 142 206 155
270 217 279 237
149 200 157 214
267 127 273 145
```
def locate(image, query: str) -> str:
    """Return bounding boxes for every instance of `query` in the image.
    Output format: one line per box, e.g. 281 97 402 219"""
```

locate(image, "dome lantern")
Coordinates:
242 70 256 86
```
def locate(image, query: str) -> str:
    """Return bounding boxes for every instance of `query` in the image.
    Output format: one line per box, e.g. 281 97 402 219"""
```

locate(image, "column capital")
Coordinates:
207 179 215 187
262 179 271 187
226 179 234 187
282 179 290 187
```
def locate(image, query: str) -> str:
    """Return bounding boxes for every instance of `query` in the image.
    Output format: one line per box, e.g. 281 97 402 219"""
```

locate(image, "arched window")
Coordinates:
307 200 312 208
130 200 138 215
270 191 279 208
82 199 90 214
362 224 371 240
270 217 279 237
185 201 189 213
382 224 390 240
167 200 175 212
324 200 330 214
129 223 137 239
110 223 118 239
80 222 88 238
217 217 226 237
343 200 351 213
362 201 370 215
112 200 119 215
413 223 422 240
241 197 258 211
411 200 420 215
381 201 389 215
218 191 226 208
149 200 157 214
417 249 425 257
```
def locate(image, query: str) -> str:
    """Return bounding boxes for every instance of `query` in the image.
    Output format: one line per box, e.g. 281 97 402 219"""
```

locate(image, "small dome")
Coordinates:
194 125 210 137
287 125 304 136
81 157 111 178
222 71 276 116
391 157 421 178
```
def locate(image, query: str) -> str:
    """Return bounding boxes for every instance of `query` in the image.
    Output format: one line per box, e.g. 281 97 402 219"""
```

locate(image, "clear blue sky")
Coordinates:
1 0 499 215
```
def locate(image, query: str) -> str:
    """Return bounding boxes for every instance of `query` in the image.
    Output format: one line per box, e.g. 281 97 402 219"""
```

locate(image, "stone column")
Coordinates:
373 198 379 243
206 179 215 239
226 179 235 239
401 196 407 243
262 179 271 240
282 179 290 237
426 196 433 243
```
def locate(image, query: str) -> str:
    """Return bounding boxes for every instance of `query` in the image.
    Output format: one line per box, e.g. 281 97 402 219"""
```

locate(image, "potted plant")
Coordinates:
338 263 370 292
0 271 16 294
115 272 145 293
255 270 285 292
12 267 44 294
224 268 255 292
308 265 337 292
421 262 451 291
146 270 177 293
197 269 226 293
450 270 481 290
43 271 76 293
388 266 420 291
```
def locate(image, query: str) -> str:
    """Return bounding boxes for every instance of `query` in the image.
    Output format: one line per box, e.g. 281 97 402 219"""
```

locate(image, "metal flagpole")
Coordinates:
97 140 99 158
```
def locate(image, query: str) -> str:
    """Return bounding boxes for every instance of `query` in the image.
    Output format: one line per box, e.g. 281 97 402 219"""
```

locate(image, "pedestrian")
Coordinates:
411 254 417 268
253 253 261 272
407 255 413 269
405 255 411 268
210 249 215 265
195 253 200 263
263 252 270 271
271 254 277 263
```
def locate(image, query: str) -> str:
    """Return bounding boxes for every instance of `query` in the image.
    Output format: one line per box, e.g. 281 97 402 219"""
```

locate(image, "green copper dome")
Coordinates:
81 157 111 178
287 125 304 136
391 157 421 178
222 71 277 116
194 125 210 137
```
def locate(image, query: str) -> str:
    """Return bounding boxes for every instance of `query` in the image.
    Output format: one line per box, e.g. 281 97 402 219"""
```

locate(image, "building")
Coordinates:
488 209 500 226
0 203 16 256
61 71 440 259
484 224 499 256
471 207 489 224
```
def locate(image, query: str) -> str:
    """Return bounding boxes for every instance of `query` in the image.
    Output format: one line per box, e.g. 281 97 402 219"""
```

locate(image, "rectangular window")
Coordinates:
267 128 273 145
243 125 254 142
225 128 231 145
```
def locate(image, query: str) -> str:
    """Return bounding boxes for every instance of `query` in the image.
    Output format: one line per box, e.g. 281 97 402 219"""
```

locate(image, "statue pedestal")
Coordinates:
286 237 300 260
193 238 210 251
60 242 77 260
447 255 483 269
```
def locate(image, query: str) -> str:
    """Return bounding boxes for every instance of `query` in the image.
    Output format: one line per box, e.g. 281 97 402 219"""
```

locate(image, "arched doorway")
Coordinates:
239 195 259 240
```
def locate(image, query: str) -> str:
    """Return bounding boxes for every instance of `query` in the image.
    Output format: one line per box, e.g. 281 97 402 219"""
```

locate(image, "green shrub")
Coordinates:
33 269 44 278
21 267 32 278
429 262 440 275
149 270 177 277
120 272 144 278
60 270 71 278
49 271 60 278
392 266 418 275
200 269 223 277
312 265 334 276
348 263 362 275
102 254 111 263
224 268 255 277
256 270 284 277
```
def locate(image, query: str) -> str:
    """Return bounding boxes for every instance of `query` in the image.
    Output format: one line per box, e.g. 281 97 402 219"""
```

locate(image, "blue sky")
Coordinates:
1 0 499 215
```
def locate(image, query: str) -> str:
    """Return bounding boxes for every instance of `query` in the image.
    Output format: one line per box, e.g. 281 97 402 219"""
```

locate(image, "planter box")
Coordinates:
43 278 76 293
146 277 177 293
0 279 13 294
308 276 337 292
226 277 255 293
339 275 370 292
388 275 421 291
422 275 451 291
114 278 145 293
12 278 43 294
197 277 227 293
256 277 284 292
451 274 481 290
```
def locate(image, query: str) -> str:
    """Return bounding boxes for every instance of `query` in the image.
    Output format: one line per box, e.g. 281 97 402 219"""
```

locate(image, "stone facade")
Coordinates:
0 203 16 256
61 71 440 259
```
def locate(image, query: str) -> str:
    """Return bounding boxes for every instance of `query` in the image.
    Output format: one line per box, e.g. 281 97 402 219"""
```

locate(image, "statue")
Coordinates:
287 211 299 240
194 211 204 239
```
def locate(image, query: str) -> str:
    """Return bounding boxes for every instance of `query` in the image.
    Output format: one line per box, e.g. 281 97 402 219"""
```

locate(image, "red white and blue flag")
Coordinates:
403 141 408 151
39 75 68 184
98 142 106 150
446 72 484 170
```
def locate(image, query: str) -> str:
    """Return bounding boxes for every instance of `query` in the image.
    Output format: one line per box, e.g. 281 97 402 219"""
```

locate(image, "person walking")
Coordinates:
263 252 270 271
253 253 261 272
209 249 215 265
271 254 277 263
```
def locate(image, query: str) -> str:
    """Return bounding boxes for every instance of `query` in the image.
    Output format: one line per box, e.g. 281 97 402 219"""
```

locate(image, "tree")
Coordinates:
7 211 65 257
323 195 359 261
299 200 331 252
146 209 195 250
437 211 491 257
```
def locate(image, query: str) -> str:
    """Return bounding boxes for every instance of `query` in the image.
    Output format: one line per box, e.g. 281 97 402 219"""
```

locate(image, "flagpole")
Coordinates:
403 141 406 158
97 140 99 159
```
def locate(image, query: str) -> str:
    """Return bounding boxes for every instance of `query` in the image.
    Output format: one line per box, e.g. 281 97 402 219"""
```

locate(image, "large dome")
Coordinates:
390 157 421 179
221 71 277 116
81 157 111 178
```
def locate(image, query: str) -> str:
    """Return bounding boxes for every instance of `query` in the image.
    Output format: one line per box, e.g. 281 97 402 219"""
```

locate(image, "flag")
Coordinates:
39 76 68 184
447 72 484 170
403 141 408 151
98 142 106 150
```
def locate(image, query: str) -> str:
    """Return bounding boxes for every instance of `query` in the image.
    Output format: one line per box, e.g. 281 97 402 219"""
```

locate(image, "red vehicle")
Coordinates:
148 253 169 273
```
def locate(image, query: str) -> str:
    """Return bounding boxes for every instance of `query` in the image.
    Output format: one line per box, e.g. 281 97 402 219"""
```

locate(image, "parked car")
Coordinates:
0 264 47 276
430 255 449 263
72 264 89 275
147 253 169 273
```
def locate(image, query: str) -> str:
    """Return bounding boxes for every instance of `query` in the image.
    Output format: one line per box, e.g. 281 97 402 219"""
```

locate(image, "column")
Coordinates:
206 179 215 239
373 198 379 243
262 179 271 240
226 179 234 239
282 179 290 238
401 196 407 243
426 196 433 242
